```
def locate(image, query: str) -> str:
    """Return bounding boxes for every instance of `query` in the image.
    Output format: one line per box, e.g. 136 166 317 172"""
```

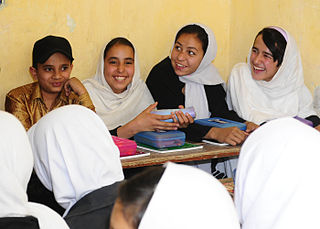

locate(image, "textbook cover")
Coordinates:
137 142 203 154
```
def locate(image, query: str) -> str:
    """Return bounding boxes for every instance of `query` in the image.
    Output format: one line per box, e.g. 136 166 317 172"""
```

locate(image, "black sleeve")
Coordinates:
109 126 121 136
180 123 212 142
305 115 320 127
146 57 185 109
205 84 245 122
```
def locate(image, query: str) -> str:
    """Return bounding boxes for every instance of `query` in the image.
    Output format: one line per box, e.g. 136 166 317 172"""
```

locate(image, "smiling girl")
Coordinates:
83 38 180 138
227 27 320 130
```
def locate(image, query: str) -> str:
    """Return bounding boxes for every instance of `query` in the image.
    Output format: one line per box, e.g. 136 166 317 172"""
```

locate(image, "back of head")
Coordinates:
116 166 165 228
114 163 240 229
28 105 124 212
235 117 320 229
32 35 74 68
0 111 33 217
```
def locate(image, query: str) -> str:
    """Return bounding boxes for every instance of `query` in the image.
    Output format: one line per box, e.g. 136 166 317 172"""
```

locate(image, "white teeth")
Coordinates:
253 66 264 71
115 76 126 81
177 63 185 67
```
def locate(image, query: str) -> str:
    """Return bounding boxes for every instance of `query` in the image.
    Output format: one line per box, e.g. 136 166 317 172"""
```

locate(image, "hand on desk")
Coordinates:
204 126 249 146
171 105 194 129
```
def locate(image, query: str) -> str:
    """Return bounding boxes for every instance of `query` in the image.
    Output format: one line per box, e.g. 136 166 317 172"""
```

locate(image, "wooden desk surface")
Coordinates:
121 143 240 169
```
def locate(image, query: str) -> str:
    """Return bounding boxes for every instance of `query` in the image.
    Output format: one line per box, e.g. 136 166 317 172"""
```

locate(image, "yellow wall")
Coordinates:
0 0 320 110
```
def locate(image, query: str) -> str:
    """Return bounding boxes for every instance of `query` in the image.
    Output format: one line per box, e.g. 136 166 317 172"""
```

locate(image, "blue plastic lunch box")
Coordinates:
134 130 186 148
195 117 247 131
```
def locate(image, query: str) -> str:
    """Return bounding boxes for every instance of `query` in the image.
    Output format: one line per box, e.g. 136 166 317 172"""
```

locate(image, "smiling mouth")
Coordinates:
114 76 127 81
175 62 187 70
252 65 265 71
52 82 63 87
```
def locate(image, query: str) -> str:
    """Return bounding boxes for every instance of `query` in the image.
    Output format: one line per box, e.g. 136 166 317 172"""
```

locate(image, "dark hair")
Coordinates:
255 28 287 67
117 166 165 228
175 24 209 54
103 37 135 59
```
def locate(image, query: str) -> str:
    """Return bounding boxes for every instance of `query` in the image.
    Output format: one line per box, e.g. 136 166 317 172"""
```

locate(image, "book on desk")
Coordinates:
137 142 203 154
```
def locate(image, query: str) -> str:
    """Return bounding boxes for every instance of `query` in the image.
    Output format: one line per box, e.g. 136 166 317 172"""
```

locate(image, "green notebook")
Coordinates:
137 142 203 154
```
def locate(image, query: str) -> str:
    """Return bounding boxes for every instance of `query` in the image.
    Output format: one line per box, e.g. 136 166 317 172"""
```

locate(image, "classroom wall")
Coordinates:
0 0 319 110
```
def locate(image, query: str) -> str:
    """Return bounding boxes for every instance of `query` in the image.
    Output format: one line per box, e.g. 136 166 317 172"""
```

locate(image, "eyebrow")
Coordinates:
107 57 134 61
176 41 199 51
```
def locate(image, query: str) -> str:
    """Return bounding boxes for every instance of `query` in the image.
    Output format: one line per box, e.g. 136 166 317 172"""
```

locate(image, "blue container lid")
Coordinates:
134 130 185 141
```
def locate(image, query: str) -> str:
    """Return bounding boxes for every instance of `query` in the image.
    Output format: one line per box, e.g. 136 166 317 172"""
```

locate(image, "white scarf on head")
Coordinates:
28 105 124 217
172 23 224 119
139 162 240 229
235 117 320 229
227 27 316 124
83 43 154 130
0 111 69 229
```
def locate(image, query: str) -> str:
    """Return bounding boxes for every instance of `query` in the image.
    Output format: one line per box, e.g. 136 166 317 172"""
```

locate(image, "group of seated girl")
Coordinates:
2 22 320 228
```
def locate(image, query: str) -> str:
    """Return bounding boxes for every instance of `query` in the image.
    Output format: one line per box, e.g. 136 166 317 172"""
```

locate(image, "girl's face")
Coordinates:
250 34 280 82
104 44 134 94
170 33 204 76
110 200 134 229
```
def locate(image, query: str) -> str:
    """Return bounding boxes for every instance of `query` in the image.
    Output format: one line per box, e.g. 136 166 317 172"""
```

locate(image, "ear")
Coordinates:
29 66 38 81
70 63 73 71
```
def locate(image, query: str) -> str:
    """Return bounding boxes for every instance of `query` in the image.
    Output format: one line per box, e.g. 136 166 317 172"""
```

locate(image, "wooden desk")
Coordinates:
121 143 240 169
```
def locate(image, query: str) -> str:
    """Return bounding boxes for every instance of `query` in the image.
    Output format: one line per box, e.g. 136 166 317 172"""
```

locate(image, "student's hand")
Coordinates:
64 77 87 97
171 105 194 129
204 127 248 146
315 124 320 131
116 102 180 138
244 121 259 133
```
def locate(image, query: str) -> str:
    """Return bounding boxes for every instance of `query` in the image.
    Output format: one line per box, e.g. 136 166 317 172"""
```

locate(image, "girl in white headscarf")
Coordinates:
0 111 69 229
83 38 181 139
28 105 124 229
110 162 240 229
146 23 258 145
227 26 320 130
235 117 320 228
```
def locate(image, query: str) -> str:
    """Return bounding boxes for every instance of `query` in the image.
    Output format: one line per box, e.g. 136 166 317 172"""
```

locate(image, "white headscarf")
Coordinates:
0 111 69 229
235 117 320 229
173 23 224 119
139 162 240 229
28 105 124 217
227 27 316 124
83 41 154 130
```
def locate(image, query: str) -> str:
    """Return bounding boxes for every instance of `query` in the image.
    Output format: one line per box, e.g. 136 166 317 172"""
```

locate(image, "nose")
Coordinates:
52 71 62 80
252 53 263 65
177 51 186 61
117 63 125 73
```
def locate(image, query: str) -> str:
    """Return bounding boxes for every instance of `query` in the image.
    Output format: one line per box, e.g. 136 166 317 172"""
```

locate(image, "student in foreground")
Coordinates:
235 117 320 228
83 37 184 139
5 35 95 131
0 111 69 229
146 23 258 145
227 26 320 129
28 105 124 229
110 162 240 229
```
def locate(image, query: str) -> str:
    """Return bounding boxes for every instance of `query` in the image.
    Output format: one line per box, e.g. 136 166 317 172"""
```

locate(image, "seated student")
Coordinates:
227 26 320 129
234 117 320 228
110 162 240 229
146 23 258 145
28 105 124 229
0 111 69 229
83 37 183 139
5 35 95 131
